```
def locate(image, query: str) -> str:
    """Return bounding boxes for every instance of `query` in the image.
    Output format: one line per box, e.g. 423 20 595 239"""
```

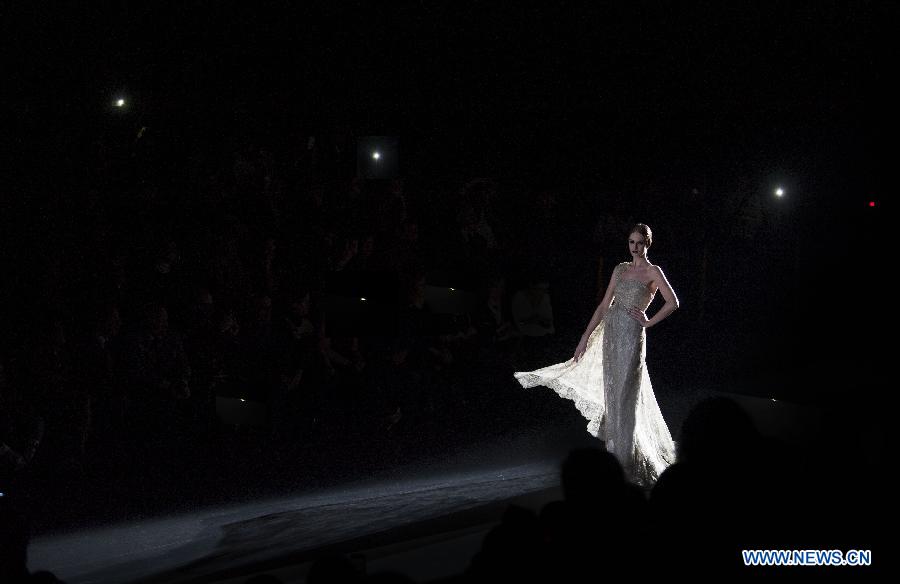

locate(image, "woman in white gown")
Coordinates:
514 224 679 486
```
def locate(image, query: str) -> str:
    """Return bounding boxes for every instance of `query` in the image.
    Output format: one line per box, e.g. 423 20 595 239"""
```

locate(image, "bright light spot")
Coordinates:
449 288 455 292
372 151 381 160
869 201 876 207
115 98 125 107
239 399 246 402
360 297 367 302
775 188 784 197
771 398 777 402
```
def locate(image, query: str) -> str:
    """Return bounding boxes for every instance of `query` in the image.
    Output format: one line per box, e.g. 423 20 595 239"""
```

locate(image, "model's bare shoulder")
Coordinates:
653 264 674 280
651 264 679 305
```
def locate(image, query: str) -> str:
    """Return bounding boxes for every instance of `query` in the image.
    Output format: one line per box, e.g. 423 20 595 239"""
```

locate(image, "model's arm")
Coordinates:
631 266 679 328
582 265 619 340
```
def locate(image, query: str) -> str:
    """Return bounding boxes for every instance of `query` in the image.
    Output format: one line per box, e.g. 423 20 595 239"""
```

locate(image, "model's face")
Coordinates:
628 233 648 259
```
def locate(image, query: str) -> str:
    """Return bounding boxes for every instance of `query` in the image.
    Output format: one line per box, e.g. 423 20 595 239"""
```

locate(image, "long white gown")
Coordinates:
514 262 676 486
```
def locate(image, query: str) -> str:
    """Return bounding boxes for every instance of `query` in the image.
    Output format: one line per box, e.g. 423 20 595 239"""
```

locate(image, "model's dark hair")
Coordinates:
628 223 653 248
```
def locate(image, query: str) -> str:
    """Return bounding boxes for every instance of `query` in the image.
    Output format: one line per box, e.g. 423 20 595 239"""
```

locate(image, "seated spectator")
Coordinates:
180 285 216 342
327 235 359 272
387 218 426 276
270 287 318 439
0 497 31 583
1 360 44 490
242 293 279 402
317 318 366 379
118 302 192 458
473 274 519 348
343 233 380 272
24 315 86 473
511 274 555 337
69 302 124 462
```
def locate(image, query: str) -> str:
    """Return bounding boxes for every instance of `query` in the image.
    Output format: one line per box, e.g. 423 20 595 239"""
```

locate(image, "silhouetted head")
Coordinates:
365 571 417 584
306 552 362 584
677 396 760 465
526 271 550 295
0 500 29 583
243 574 284 584
561 447 625 505
29 571 66 583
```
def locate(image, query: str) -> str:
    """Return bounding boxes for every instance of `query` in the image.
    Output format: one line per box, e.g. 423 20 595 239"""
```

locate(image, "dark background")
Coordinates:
5 1 890 395
0 0 893 565
0 6 894 580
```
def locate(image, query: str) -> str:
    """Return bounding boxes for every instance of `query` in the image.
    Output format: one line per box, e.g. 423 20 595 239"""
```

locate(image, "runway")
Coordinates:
24 370 757 583
26 426 577 584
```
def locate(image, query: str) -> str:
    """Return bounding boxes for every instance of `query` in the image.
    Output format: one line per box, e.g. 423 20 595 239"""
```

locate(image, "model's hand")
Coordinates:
628 306 650 327
573 338 588 363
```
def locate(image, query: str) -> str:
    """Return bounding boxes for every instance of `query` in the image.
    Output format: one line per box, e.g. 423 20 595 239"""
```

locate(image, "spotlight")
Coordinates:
357 136 399 179
115 98 125 107
775 188 784 197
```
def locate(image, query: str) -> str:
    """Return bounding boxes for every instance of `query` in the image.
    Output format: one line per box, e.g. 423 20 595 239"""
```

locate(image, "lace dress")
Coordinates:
514 262 676 486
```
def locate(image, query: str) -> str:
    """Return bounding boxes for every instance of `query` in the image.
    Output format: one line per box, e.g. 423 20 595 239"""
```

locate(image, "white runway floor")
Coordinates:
28 430 571 584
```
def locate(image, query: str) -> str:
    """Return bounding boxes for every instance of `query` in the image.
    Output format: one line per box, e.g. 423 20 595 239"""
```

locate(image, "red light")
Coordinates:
869 201 876 207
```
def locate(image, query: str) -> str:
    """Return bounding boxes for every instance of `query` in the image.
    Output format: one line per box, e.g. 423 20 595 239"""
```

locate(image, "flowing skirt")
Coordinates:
514 305 676 486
